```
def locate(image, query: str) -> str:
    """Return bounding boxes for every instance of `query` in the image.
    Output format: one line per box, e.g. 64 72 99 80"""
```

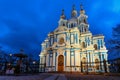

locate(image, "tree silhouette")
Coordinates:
109 24 120 59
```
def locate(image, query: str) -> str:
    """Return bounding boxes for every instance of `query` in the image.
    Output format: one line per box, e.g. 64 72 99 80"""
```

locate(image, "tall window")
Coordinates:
82 57 87 70
82 57 86 63
94 44 97 50
71 23 74 28
84 27 87 32
101 40 103 48
95 59 99 70
82 42 86 48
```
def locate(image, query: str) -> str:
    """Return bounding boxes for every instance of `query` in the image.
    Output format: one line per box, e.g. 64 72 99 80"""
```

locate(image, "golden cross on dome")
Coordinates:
80 3 83 10
61 9 64 15
72 4 75 10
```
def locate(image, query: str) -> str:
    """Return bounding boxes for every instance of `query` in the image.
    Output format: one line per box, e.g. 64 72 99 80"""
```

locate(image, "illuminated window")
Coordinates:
95 59 99 63
82 57 86 63
94 44 97 50
82 42 86 48
82 57 87 70
95 59 99 70
71 23 74 28
58 37 64 45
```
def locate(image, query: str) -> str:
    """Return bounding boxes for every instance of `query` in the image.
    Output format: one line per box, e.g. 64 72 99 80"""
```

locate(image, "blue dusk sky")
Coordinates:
0 0 120 58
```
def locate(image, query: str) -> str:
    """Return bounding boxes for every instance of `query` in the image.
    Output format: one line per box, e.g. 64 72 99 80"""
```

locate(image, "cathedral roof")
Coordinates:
54 26 68 32
68 17 78 23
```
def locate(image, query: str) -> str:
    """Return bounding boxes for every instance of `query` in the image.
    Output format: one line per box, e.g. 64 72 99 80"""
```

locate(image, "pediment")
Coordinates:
55 26 68 32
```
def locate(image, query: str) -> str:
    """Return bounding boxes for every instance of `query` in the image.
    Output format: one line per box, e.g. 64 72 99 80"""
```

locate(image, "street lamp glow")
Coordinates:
10 54 12 56
33 61 36 64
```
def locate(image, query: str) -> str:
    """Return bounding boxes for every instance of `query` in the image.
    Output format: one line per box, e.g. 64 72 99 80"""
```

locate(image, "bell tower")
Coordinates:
58 9 67 27
71 4 77 18
78 4 89 33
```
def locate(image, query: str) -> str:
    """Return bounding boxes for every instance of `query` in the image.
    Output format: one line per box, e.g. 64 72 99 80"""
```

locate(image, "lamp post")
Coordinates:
33 61 36 73
9 54 12 65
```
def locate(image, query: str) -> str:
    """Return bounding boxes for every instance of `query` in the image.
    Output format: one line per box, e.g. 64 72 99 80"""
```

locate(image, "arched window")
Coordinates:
94 44 97 50
95 59 99 70
95 59 99 63
58 37 64 45
84 27 87 32
82 57 86 63
74 23 77 27
63 23 65 26
101 40 103 48
68 24 70 28
82 42 86 48
81 26 83 32
82 57 87 70
71 23 74 28
84 19 87 24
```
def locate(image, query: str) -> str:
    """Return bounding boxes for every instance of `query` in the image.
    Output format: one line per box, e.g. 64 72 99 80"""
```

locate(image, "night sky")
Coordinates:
0 0 120 59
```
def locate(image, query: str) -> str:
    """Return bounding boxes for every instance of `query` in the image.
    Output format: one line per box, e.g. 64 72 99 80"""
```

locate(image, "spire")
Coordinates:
60 9 65 19
72 4 75 10
80 3 85 14
71 4 77 17
80 4 83 10
61 9 64 15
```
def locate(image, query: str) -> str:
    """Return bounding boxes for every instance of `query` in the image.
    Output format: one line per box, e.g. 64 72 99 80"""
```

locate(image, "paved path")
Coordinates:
0 73 52 80
65 74 120 80
44 74 58 80
57 74 67 80
0 73 119 80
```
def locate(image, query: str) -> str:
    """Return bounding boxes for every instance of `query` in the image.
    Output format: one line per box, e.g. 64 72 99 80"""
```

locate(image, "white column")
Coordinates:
80 52 81 64
91 53 94 62
53 53 55 66
87 52 89 63
92 51 94 72
105 53 107 60
56 52 58 71
75 51 80 66
64 51 66 71
89 53 91 61
66 50 70 71
46 54 48 66
100 53 104 71
39 57 41 64
47 54 50 66
66 50 70 66
49 54 52 67
41 57 43 64
101 53 103 61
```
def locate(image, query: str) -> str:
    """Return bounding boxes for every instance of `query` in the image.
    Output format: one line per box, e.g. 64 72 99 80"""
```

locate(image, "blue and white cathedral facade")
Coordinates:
39 5 109 72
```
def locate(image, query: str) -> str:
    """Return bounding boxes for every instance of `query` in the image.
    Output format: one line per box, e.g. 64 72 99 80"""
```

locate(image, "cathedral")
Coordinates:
39 5 108 72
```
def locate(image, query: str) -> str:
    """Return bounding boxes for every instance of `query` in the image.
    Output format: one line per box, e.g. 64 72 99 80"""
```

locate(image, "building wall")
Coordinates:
39 6 108 72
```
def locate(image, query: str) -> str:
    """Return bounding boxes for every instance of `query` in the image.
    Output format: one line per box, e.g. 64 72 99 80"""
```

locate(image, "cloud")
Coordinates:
0 0 120 60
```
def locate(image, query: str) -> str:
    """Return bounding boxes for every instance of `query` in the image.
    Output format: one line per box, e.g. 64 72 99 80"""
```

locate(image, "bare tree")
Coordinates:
109 24 120 59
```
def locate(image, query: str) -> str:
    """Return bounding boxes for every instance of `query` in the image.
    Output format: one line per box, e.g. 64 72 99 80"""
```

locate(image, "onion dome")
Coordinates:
71 4 77 17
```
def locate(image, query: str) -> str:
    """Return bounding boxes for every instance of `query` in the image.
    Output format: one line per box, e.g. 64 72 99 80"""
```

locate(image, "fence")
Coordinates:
0 59 120 74
39 59 120 73
0 62 39 75
80 59 108 73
